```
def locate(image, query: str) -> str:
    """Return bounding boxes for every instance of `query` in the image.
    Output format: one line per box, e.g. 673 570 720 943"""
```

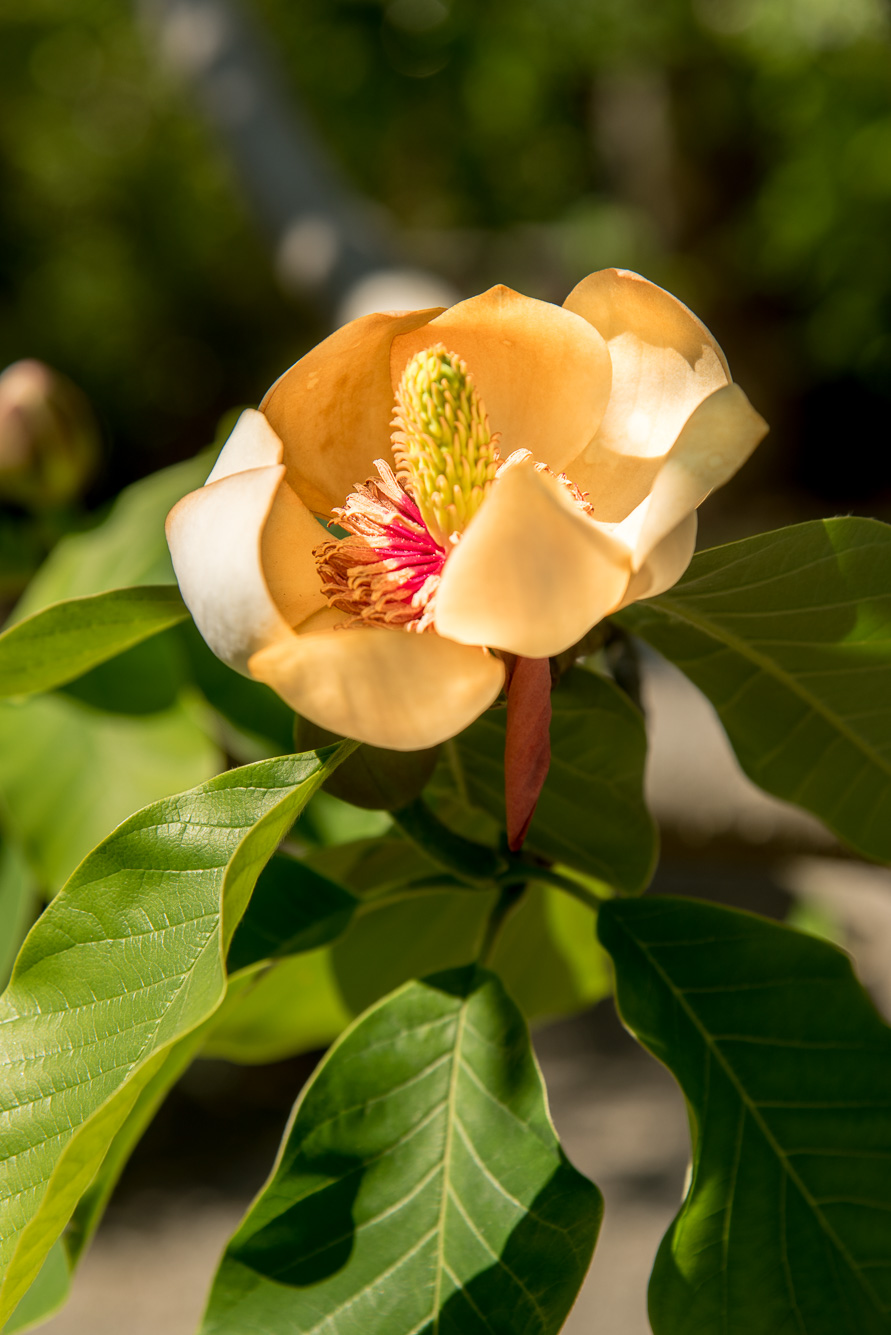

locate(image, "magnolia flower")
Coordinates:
167 269 766 752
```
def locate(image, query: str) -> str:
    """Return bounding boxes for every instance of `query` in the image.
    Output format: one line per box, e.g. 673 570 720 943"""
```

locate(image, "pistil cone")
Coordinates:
504 656 553 851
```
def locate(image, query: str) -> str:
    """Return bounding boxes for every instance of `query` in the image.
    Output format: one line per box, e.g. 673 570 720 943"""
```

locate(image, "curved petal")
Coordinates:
390 286 612 474
615 383 768 570
434 459 631 658
206 408 283 482
260 307 442 515
261 478 328 629
248 627 505 751
615 511 698 609
167 466 294 674
564 269 731 521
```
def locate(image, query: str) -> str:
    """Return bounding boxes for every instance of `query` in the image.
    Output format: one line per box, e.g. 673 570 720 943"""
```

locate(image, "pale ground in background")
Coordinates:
40 657 891 1335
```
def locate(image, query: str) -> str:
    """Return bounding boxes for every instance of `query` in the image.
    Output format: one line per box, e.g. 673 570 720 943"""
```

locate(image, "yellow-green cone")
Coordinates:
391 345 500 547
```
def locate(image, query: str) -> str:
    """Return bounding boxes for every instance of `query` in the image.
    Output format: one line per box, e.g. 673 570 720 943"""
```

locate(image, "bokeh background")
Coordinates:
4 0 891 532
3 1 891 1332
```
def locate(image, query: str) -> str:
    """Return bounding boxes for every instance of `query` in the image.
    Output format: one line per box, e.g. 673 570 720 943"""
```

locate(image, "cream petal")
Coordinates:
618 383 768 570
261 478 328 629
564 269 731 521
248 627 505 751
205 408 284 483
166 465 294 674
434 459 631 658
390 285 612 474
260 307 442 515
615 511 698 609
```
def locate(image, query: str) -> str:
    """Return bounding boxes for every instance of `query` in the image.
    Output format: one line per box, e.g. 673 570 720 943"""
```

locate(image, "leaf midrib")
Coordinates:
432 998 467 1332
646 594 891 781
618 919 886 1316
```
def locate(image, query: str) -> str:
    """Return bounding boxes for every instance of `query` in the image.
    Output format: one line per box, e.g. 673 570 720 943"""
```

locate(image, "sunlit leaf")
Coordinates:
617 518 891 861
0 586 188 698
201 968 602 1335
598 895 891 1335
0 743 355 1324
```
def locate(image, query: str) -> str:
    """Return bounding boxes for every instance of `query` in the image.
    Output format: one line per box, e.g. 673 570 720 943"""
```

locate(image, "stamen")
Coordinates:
314 461 446 632
391 345 500 547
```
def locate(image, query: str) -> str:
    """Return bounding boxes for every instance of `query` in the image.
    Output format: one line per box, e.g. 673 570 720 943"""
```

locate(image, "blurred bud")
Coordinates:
0 361 100 509
295 716 441 810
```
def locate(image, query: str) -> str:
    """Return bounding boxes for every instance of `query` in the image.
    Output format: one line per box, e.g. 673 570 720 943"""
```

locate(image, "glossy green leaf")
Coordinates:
598 896 891 1335
0 743 355 1324
201 967 602 1335
0 692 220 892
0 586 188 698
446 667 657 893
617 518 891 862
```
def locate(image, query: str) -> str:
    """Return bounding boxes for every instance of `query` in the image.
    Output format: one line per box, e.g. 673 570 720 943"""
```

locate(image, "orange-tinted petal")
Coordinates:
391 285 612 474
248 626 505 751
260 308 443 516
564 269 731 521
434 458 630 658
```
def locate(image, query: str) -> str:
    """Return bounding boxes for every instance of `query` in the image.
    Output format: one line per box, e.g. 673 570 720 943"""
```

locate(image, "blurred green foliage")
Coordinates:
2 0 890 512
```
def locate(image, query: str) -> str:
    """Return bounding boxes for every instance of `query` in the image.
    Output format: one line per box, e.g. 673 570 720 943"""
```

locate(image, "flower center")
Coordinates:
313 346 500 632
312 346 593 634
391 345 500 549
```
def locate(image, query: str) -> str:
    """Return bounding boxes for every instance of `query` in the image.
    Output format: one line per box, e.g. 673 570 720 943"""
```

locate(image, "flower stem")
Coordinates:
479 882 527 965
391 797 505 884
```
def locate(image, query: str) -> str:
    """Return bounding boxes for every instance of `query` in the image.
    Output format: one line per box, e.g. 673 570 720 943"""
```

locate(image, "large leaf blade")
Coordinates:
201 967 602 1334
598 896 891 1335
0 744 354 1323
617 518 891 861
0 586 189 698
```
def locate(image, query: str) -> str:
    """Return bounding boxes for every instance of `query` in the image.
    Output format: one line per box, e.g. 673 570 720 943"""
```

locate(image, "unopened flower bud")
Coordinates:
0 361 99 509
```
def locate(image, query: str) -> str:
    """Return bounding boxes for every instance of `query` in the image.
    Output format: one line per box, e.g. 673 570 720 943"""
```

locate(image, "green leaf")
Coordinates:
201 967 602 1335
0 586 188 699
227 852 359 973
0 844 36 991
0 743 356 1324
11 451 213 618
488 884 611 1023
202 951 353 1065
617 518 891 862
0 1242 69 1335
597 896 891 1335
446 667 657 893
0 692 220 892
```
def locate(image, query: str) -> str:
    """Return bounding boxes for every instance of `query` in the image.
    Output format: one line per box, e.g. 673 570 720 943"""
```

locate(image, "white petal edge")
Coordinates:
248 626 505 751
615 383 768 570
167 464 295 675
205 408 284 483
615 511 698 609
434 459 631 658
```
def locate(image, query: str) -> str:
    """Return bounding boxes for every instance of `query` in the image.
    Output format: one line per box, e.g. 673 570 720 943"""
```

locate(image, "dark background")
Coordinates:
3 0 891 528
